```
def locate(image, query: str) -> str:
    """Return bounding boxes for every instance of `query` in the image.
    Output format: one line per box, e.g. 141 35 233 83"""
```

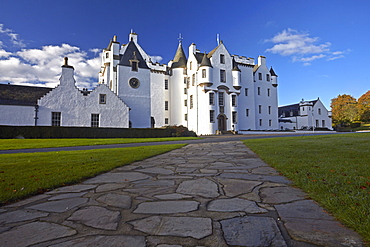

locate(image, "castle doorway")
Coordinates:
217 114 226 131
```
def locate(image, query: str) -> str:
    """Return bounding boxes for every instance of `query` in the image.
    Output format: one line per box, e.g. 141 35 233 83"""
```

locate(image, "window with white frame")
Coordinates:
91 114 99 127
246 109 249 117
165 101 169 111
220 54 225 64
210 110 215 122
231 95 237 107
99 94 106 104
259 105 262 114
259 119 262 126
165 118 169 124
245 88 248 96
269 119 272 126
267 88 270 97
190 95 193 109
202 69 206 78
232 111 237 123
268 106 271 114
192 74 195 86
258 73 262 80
266 74 270 81
209 92 214 105
258 87 261 95
219 92 224 106
165 79 168 90
220 70 226 82
184 99 187 107
51 112 61 126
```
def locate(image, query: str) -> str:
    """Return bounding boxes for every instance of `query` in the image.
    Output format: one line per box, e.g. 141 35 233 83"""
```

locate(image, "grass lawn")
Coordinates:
0 137 199 150
243 133 370 244
0 144 185 204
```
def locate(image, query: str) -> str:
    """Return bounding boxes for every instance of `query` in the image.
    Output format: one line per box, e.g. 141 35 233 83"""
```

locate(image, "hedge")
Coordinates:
0 125 197 139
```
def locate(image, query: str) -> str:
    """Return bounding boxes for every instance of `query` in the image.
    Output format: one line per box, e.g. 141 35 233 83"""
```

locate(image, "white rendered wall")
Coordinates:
150 71 167 127
0 105 35 126
38 67 129 128
237 65 256 130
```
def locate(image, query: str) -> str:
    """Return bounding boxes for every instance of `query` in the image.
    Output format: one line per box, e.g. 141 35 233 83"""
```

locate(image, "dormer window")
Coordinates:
220 54 225 64
106 53 109 59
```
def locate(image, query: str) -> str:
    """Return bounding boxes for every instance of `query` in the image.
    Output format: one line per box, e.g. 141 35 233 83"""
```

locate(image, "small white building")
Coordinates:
99 32 279 135
278 98 332 130
0 58 130 128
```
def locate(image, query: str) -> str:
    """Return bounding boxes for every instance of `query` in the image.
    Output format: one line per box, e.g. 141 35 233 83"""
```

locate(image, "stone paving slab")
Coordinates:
0 141 364 246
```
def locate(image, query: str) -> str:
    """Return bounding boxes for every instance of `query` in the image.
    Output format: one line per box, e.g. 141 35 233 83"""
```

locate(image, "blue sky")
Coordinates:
0 0 369 109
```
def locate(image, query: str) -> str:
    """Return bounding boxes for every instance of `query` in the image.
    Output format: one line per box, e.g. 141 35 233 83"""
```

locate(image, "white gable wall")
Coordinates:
0 105 35 126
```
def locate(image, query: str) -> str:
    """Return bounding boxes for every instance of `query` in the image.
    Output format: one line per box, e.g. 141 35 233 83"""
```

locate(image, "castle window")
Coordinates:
259 73 262 80
268 106 271 114
219 92 224 106
190 95 193 109
220 54 225 64
184 99 187 107
184 88 187 94
165 79 168 90
258 87 261 95
232 111 237 123
246 109 249 117
220 70 226 82
106 53 109 58
192 74 195 86
202 69 206 78
322 120 325 127
232 95 237 107
91 114 99 127
165 101 169 111
190 61 192 70
267 88 270 97
165 118 169 124
266 74 270 81
259 119 262 126
259 105 262 114
245 88 248 96
209 93 214 105
210 110 215 122
51 112 61 126
185 114 188 121
99 94 106 104
269 119 272 126
318 108 321 115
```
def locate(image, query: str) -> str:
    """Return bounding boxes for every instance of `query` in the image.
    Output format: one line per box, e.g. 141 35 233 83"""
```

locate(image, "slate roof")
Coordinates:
119 41 149 69
0 84 52 106
270 67 277 76
171 43 187 69
278 100 318 117
199 53 212 67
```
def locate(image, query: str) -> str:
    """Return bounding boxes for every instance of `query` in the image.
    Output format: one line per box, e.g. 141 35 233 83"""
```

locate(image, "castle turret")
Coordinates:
198 53 213 87
270 67 278 87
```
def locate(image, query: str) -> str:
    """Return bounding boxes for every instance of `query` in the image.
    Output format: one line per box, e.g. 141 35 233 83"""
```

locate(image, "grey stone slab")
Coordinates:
219 173 292 184
154 193 193 200
0 221 76 247
136 167 174 175
275 200 334 220
157 245 182 247
176 178 219 198
27 197 88 213
95 183 128 192
218 179 261 197
0 210 48 224
47 184 97 194
83 172 150 184
207 198 267 214
260 186 307 204
50 235 146 247
4 194 50 208
221 216 287 247
282 217 363 247
96 192 131 209
48 192 87 201
129 216 212 239
134 201 199 214
68 206 120 230
251 166 280 175
133 179 175 187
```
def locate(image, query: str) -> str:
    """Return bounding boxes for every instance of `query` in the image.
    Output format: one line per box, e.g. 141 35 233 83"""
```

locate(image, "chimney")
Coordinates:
258 56 266 67
60 57 76 86
129 31 138 43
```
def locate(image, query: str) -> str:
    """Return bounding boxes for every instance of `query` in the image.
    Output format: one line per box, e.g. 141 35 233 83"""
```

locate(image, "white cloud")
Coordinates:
0 24 26 48
149 55 163 63
0 44 101 89
265 28 347 65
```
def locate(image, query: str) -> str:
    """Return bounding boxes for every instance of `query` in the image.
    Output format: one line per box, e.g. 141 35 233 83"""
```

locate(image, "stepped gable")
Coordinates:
0 84 52 106
119 41 149 69
171 43 187 69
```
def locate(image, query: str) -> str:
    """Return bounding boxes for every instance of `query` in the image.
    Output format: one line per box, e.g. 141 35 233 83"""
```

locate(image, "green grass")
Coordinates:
0 144 185 204
243 133 370 244
0 137 199 150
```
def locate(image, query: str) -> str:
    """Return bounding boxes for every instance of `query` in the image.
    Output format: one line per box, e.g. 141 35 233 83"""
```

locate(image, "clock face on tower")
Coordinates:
129 77 140 89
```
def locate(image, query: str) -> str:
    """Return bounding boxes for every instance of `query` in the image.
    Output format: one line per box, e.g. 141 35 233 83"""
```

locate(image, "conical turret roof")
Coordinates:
171 43 187 69
200 52 212 67
232 58 241 72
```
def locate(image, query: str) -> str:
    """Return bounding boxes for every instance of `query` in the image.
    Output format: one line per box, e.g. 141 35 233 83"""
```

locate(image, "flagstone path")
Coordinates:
0 141 363 246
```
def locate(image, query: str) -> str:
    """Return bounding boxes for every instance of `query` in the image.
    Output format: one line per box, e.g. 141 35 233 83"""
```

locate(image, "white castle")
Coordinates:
99 32 279 135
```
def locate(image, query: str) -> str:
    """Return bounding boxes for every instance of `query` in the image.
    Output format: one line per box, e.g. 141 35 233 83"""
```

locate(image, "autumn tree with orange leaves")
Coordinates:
331 91 370 126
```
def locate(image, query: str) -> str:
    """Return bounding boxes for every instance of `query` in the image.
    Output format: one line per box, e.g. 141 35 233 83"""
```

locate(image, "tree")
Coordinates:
331 94 358 126
357 90 370 122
